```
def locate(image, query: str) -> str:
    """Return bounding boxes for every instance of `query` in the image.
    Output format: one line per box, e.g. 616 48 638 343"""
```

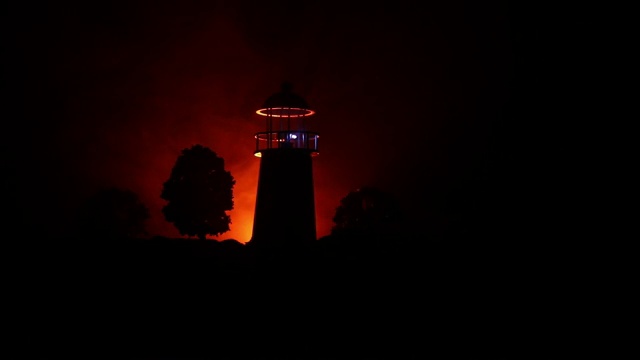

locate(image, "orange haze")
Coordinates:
13 1 506 242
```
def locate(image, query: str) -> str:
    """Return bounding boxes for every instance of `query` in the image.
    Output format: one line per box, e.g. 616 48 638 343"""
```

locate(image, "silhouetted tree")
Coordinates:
331 187 402 238
77 187 150 240
161 144 235 240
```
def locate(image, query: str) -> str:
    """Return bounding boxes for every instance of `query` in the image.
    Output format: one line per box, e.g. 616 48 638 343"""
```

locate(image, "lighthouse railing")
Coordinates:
255 131 319 153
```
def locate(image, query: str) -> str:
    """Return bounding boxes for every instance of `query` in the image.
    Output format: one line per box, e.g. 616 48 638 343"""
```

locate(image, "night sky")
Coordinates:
4 0 543 243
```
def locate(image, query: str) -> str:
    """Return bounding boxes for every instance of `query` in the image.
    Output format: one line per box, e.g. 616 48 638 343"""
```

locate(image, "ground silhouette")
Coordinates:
6 224 554 358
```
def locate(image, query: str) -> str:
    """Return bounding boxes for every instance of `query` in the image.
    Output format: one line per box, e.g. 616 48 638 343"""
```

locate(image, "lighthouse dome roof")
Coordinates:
262 82 311 109
257 82 315 117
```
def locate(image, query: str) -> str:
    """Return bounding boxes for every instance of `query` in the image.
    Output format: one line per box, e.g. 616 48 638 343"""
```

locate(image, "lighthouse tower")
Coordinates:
249 83 319 249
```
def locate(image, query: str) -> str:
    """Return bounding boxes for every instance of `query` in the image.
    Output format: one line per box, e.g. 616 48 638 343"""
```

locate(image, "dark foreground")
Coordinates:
6 234 574 358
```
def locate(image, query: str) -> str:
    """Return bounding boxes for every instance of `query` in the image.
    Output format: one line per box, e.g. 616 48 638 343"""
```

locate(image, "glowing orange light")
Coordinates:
256 107 315 117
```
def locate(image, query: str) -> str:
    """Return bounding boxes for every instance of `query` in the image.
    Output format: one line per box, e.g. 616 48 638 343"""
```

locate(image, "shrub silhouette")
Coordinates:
77 187 150 239
331 186 402 238
161 144 235 240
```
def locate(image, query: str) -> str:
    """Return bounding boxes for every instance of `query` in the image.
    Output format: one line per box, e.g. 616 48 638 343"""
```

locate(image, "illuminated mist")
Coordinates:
43 10 346 243
12 1 509 242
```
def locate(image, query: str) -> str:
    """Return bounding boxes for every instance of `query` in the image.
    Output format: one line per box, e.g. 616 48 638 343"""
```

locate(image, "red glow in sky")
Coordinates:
7 1 513 242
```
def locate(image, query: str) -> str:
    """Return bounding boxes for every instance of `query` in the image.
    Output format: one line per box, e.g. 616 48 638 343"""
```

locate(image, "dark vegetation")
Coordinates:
75 186 150 240
161 144 236 240
9 182 551 359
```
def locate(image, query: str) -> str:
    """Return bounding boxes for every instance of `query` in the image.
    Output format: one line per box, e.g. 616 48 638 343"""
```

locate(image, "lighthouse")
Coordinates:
249 82 319 249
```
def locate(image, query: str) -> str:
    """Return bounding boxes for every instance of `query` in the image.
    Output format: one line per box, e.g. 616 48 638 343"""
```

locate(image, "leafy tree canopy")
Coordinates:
161 144 235 240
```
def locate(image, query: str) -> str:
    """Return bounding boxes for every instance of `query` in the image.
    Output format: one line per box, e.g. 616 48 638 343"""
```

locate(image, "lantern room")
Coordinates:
254 82 319 157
